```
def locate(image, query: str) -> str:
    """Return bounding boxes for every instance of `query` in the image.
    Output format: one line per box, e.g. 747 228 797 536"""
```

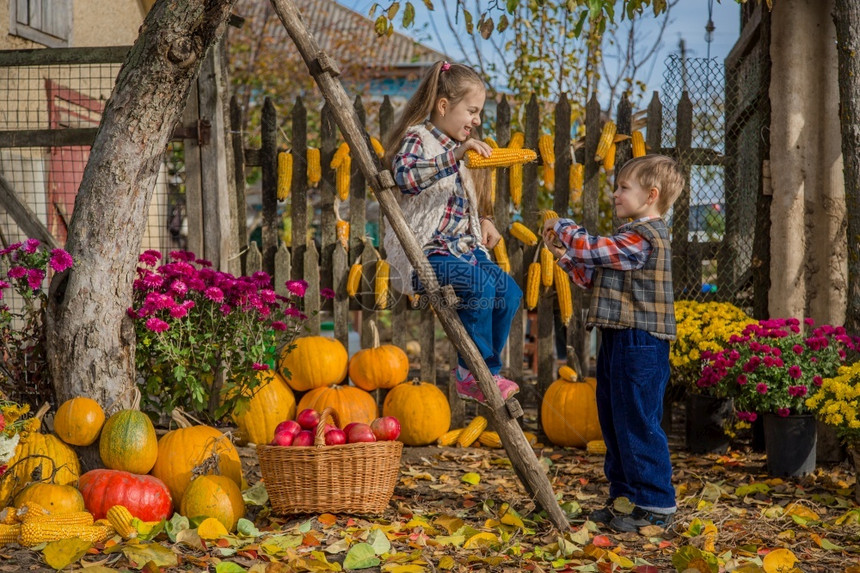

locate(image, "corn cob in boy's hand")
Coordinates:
464 148 537 169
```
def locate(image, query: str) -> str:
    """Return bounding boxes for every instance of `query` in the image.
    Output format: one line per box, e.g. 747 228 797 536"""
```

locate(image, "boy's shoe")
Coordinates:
609 507 674 533
493 375 520 400
587 502 617 525
455 371 485 404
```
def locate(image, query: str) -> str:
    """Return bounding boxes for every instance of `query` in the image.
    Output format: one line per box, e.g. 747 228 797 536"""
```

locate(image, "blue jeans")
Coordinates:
414 249 522 375
596 328 676 512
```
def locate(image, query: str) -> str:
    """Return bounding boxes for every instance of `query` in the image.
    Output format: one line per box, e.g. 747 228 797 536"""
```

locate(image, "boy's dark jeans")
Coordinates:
596 327 676 512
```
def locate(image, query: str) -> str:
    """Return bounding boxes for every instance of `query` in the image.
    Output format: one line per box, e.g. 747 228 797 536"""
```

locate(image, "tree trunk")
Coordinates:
46 0 236 409
834 0 860 334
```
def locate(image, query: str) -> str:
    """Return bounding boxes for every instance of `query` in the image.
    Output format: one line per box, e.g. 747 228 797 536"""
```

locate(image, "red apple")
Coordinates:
346 423 376 443
273 420 302 439
296 408 321 431
370 416 401 441
324 428 347 446
271 430 295 446
292 430 314 446
343 422 360 435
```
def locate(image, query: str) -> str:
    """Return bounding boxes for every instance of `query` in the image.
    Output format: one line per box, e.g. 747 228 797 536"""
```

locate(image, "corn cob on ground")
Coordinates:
106 505 137 539
20 521 113 547
457 416 488 447
478 431 502 448
437 428 463 447
0 524 19 544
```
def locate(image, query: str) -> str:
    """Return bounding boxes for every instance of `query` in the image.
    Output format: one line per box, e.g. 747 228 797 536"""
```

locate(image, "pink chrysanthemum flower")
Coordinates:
145 317 170 333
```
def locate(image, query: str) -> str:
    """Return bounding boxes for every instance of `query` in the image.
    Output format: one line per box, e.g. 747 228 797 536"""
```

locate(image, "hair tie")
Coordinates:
440 61 451 72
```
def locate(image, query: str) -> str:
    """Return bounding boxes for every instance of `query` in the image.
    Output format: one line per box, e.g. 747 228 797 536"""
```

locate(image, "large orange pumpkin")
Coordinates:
279 336 348 392
541 366 602 447
232 370 296 445
296 385 378 428
150 411 243 507
348 320 409 391
180 475 245 532
54 397 105 447
383 380 450 446
99 389 158 474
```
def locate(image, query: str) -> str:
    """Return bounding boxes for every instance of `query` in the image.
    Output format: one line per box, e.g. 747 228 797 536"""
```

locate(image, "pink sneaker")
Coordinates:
455 371 486 404
493 375 520 400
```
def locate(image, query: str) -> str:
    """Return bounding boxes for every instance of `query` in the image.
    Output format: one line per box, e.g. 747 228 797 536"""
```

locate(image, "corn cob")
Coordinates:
539 247 554 288
15 502 47 521
346 263 363 297
587 440 607 455
555 265 573 325
336 155 351 201
20 522 113 547
540 210 559 224
307 147 321 187
478 431 502 448
277 151 292 201
538 134 555 166
493 238 511 274
24 511 94 527
509 222 538 246
457 416 488 447
0 524 19 544
483 136 498 148
375 260 390 310
437 428 463 447
525 262 541 310
542 164 555 190
370 137 385 158
106 505 137 540
489 167 497 204
510 163 523 208
631 130 646 158
464 148 537 169
336 220 350 250
603 143 617 172
509 132 525 149
523 431 538 445
0 508 17 525
330 142 350 168
558 365 578 381
570 162 584 193
594 121 617 161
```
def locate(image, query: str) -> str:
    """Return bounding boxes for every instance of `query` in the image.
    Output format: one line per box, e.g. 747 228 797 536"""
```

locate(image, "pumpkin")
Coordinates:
0 403 80 507
54 397 106 447
348 320 409 391
78 468 173 521
382 379 451 446
541 367 602 447
150 410 243 507
99 388 158 474
180 475 245 532
296 385 378 428
13 482 85 514
279 336 348 391
232 370 296 445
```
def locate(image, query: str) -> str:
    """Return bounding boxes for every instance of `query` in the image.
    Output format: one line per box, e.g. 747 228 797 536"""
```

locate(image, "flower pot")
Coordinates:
763 413 817 477
851 447 860 504
684 393 732 454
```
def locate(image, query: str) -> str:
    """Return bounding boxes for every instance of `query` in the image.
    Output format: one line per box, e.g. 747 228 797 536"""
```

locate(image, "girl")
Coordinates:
383 61 522 404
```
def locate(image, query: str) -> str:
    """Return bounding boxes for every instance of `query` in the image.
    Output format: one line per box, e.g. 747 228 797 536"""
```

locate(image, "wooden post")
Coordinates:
553 93 572 219
260 98 279 277
268 0 570 531
229 96 248 275
319 103 337 306
674 92 693 298
182 82 203 258
348 96 367 267
290 97 308 280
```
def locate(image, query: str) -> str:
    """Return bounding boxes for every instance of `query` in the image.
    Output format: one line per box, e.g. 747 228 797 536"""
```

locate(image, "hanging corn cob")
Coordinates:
334 198 349 250
483 136 498 148
346 263 363 297
330 142 350 168
375 259 390 310
336 155 351 201
457 416 488 447
509 132 525 149
307 147 321 187
370 137 385 158
631 130 646 157
509 222 538 246
540 209 559 224
603 142 617 172
525 262 541 310
277 151 292 200
489 168 497 204
464 148 537 168
570 162 584 194
594 121 617 162
539 134 555 191
540 247 554 288
493 237 511 274
555 264 573 324
510 163 523 208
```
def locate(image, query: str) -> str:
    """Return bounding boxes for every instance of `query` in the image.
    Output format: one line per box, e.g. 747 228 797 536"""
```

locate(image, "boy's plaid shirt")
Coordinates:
392 123 479 261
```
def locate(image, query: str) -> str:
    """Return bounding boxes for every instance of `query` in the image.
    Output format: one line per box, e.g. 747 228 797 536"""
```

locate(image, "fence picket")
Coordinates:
319 103 337 308
291 97 308 280
674 91 694 297
261 98 279 277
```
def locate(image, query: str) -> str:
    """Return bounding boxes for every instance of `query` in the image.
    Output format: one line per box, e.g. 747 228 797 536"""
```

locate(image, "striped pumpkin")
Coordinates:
99 389 158 474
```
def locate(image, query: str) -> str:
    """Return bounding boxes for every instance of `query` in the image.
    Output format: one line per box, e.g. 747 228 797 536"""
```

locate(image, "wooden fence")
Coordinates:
235 90 724 429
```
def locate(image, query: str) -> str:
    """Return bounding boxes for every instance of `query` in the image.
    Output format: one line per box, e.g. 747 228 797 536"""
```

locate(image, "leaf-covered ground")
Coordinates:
2 412 858 572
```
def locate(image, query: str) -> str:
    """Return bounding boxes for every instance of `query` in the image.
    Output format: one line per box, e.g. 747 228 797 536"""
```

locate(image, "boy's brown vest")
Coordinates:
587 218 676 340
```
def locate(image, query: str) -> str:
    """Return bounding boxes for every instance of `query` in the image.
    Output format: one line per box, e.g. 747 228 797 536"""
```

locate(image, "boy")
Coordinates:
542 155 684 533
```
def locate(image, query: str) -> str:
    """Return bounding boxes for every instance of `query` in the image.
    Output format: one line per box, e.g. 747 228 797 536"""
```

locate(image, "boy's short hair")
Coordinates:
617 155 685 215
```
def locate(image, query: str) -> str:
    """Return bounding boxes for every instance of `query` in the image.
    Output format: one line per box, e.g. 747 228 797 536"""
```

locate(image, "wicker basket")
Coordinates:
257 407 403 514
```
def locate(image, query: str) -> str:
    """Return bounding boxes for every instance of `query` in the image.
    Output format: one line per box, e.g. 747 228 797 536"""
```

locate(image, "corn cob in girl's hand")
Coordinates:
464 148 537 169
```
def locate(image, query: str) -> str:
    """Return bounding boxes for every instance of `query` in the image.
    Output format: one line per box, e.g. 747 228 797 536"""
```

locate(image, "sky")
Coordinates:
341 0 742 98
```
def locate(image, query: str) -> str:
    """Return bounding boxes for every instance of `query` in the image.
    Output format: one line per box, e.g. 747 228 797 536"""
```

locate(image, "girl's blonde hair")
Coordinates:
384 61 492 216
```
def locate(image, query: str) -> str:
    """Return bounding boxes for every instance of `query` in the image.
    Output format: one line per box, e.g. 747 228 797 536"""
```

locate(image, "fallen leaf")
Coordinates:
461 472 481 485
592 535 611 547
215 563 247 573
318 514 337 527
463 532 498 549
810 533 843 551
121 542 179 569
368 528 391 554
762 548 797 573
198 518 229 540
343 542 380 569
43 538 92 570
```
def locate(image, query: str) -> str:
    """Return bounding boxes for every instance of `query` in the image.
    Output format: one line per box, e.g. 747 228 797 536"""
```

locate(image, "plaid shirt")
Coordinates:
553 217 654 288
392 123 479 261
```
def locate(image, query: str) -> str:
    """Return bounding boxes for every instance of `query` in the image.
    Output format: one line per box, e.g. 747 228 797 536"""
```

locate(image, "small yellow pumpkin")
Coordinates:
541 367 602 447
180 475 245 532
296 385 378 428
279 336 348 392
383 379 451 446
232 370 296 445
54 397 106 447
348 320 409 391
13 482 85 514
